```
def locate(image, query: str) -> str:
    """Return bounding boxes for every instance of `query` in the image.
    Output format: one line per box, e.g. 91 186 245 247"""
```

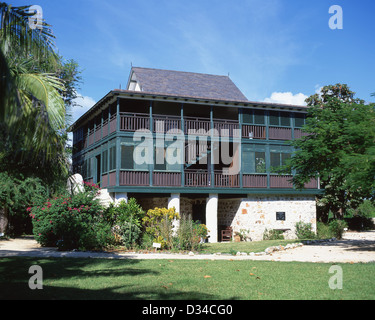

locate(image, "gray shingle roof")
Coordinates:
128 67 248 102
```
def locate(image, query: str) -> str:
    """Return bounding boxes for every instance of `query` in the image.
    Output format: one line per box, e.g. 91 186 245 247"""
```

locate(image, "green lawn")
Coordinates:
199 239 298 254
1 257 374 300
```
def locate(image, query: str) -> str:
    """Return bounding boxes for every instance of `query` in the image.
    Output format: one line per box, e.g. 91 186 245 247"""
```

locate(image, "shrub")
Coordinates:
104 198 145 248
316 222 333 239
115 221 142 248
176 215 208 251
263 229 284 240
105 198 144 227
329 219 348 239
30 182 110 251
295 222 316 239
142 207 180 249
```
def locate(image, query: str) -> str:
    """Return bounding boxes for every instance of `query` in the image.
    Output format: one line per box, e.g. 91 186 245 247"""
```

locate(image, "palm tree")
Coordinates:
0 3 67 169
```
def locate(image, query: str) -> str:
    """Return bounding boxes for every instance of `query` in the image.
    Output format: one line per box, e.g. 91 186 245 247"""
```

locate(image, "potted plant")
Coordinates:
234 232 241 242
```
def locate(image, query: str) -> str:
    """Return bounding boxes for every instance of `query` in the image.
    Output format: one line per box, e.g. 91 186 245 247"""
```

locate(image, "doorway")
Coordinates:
192 202 206 224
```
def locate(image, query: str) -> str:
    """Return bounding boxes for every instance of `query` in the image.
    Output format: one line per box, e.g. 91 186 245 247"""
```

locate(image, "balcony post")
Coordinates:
116 97 120 132
101 110 104 140
108 106 111 136
116 136 121 187
239 108 243 188
181 103 185 187
210 105 215 187
149 100 153 186
266 144 270 188
265 110 269 140
168 193 180 234
206 194 218 243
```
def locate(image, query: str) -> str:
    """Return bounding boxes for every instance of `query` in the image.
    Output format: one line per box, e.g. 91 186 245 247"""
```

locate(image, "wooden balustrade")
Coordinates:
242 125 266 140
120 113 150 132
269 127 292 140
119 170 149 186
153 115 181 134
185 170 210 187
243 174 267 188
153 172 181 186
270 175 294 188
213 119 240 137
184 117 211 135
214 171 240 187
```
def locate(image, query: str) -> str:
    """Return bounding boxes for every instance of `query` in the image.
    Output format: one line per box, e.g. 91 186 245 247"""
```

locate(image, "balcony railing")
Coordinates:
153 115 181 134
213 119 240 138
153 171 181 186
100 170 319 190
270 175 294 188
185 170 210 187
119 170 149 186
269 127 292 140
184 116 210 135
214 170 240 188
242 125 266 140
120 112 150 132
243 174 267 188
81 113 303 150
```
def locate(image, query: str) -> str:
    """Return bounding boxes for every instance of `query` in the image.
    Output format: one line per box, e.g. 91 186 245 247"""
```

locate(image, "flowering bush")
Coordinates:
142 207 180 249
177 214 208 251
30 182 115 250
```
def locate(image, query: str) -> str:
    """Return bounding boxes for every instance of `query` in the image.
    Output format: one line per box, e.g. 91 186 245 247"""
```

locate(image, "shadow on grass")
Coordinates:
0 257 223 300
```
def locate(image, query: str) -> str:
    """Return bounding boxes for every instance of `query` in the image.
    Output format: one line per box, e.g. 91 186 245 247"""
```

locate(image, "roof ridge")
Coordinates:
131 66 230 78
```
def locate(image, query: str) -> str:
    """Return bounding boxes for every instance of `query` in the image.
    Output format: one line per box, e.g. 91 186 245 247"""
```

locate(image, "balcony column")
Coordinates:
206 194 218 243
116 97 120 132
181 103 185 187
168 193 180 234
149 101 153 186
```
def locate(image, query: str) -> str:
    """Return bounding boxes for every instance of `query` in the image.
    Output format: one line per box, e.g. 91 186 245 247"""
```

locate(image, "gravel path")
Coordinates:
1 231 375 263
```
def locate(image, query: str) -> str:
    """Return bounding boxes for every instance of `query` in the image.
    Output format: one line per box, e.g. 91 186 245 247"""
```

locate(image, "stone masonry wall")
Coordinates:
218 195 317 241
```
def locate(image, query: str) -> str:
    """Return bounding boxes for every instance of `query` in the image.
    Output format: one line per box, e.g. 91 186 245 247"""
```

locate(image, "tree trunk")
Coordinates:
0 206 9 235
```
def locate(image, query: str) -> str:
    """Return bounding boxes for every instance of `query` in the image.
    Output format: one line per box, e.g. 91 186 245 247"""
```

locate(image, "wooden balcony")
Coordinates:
185 170 210 187
213 119 240 138
100 169 319 190
270 175 294 188
119 170 149 186
242 125 266 140
269 127 292 140
153 115 181 134
153 171 181 186
214 171 240 188
184 116 210 135
82 113 302 147
120 112 150 132
243 174 267 188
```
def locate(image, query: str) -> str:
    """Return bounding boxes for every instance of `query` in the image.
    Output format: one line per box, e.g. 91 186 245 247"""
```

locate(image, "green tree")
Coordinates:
285 84 375 220
0 3 82 234
0 3 68 168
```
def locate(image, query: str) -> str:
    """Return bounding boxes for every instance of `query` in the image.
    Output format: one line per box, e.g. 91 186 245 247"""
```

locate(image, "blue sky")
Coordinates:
11 0 375 121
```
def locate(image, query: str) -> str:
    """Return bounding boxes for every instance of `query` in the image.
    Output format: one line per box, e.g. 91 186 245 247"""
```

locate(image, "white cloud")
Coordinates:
264 92 308 106
71 94 96 123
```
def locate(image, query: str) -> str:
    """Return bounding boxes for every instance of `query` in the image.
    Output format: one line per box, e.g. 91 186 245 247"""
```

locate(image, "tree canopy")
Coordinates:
0 3 82 184
285 84 375 219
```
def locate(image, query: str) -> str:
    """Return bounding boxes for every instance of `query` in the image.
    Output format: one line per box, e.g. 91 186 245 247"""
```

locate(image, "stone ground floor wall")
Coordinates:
218 195 317 241
108 191 317 243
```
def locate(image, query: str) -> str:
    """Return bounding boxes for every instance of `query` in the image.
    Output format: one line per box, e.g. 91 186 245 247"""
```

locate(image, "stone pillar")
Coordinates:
168 193 180 233
115 192 128 204
206 194 218 243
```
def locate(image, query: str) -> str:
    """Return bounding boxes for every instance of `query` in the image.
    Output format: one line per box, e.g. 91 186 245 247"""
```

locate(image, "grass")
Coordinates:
1 257 374 300
199 239 298 255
